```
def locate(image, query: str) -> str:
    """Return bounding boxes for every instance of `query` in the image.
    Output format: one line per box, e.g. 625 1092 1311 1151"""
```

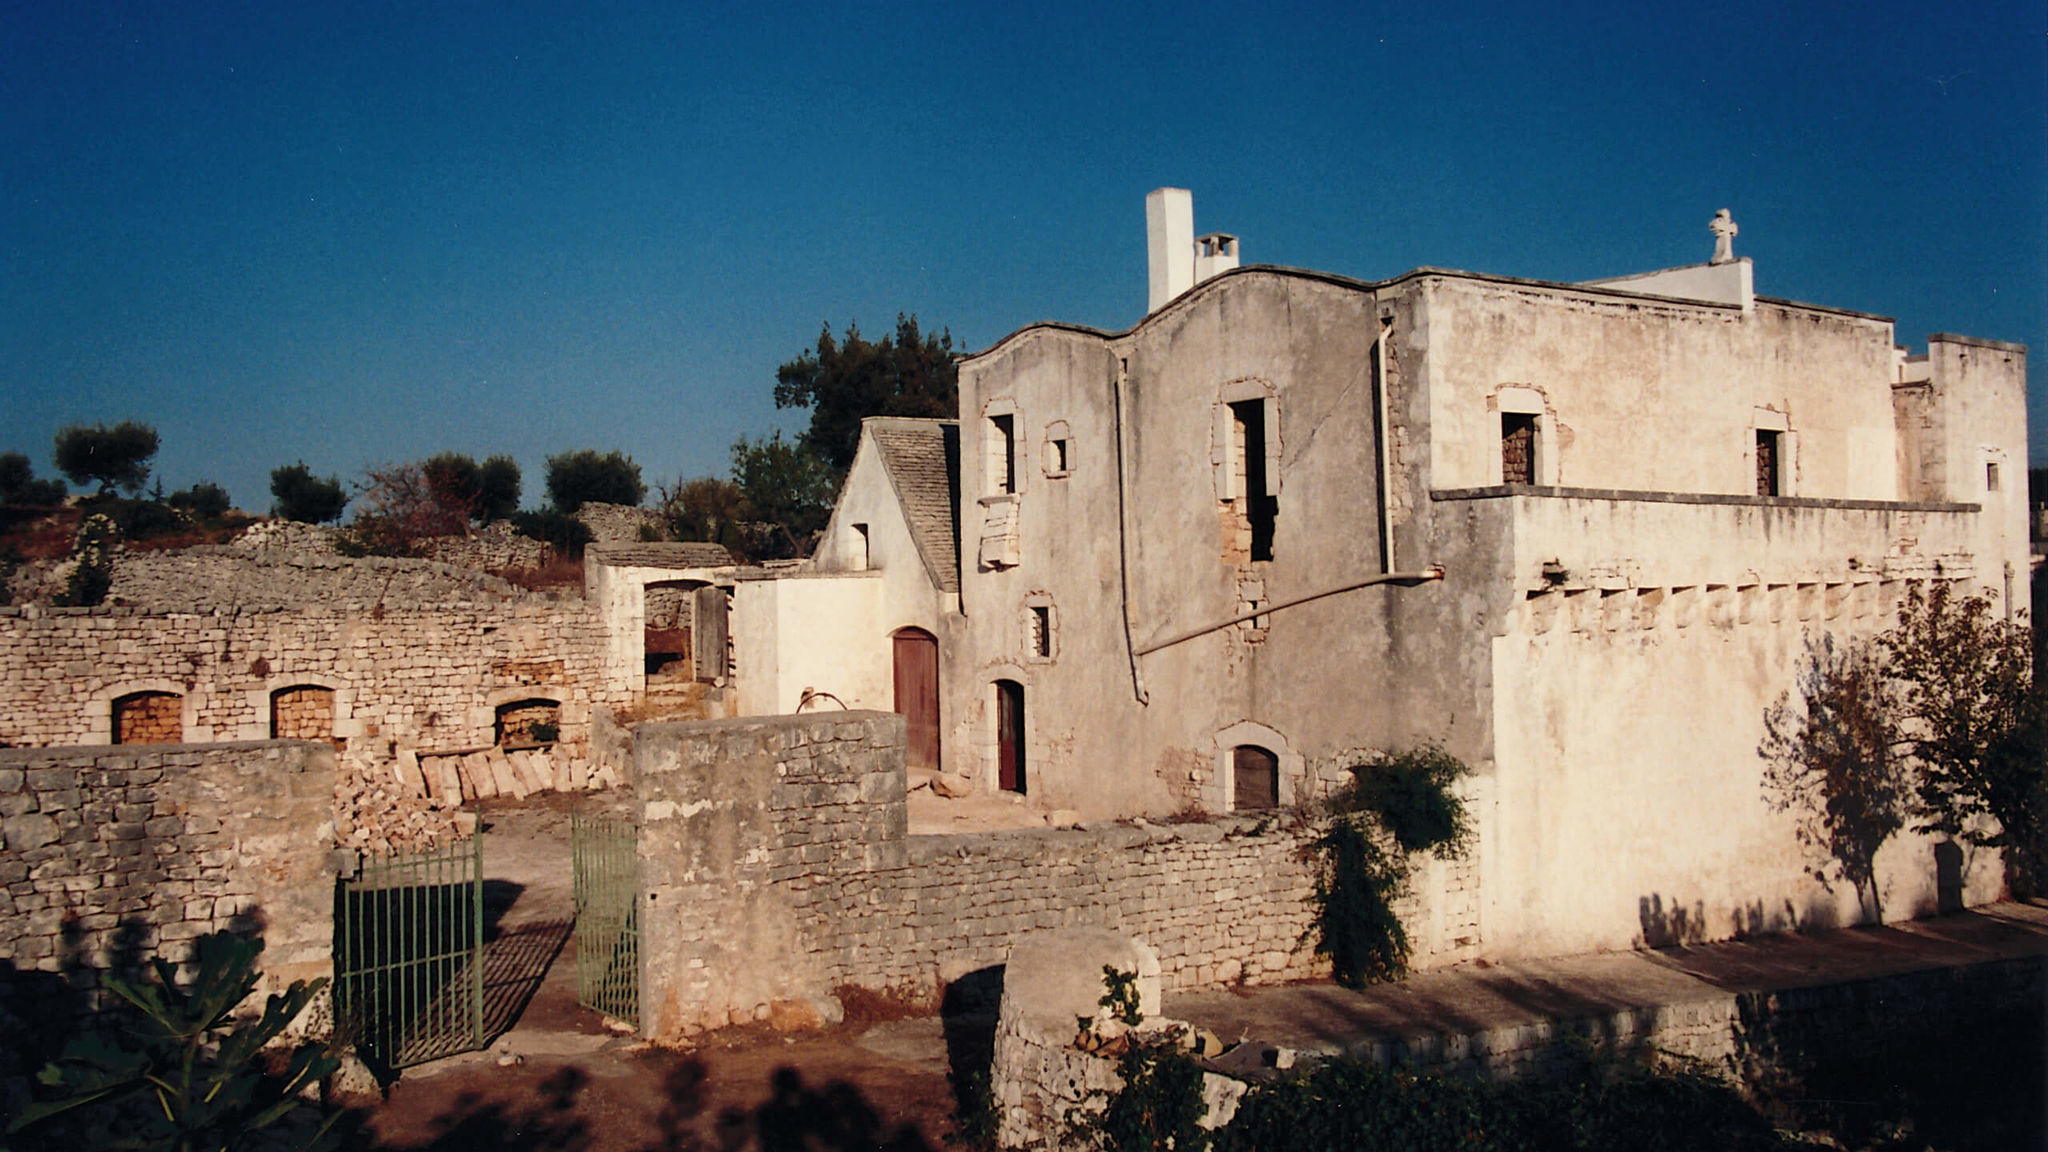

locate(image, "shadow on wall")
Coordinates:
1642 892 1861 949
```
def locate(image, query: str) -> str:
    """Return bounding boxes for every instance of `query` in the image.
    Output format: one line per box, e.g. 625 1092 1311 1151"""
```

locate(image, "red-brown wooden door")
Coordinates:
892 628 940 772
996 679 1026 794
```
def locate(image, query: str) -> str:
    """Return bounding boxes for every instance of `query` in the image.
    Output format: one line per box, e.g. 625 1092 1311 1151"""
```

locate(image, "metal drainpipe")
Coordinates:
1113 356 1150 705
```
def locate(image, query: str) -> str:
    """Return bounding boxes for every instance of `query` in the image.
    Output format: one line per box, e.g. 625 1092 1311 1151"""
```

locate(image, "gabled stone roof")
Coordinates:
866 418 961 593
585 541 734 569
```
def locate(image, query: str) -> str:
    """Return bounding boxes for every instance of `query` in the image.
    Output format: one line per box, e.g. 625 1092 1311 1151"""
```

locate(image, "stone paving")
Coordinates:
1165 901 2048 1065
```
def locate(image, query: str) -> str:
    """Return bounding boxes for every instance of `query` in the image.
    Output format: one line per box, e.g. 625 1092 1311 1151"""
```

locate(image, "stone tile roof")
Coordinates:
585 542 734 569
866 418 960 593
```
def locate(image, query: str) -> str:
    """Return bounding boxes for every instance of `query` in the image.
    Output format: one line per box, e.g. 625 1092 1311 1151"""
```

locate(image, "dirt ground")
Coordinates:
358 791 976 1152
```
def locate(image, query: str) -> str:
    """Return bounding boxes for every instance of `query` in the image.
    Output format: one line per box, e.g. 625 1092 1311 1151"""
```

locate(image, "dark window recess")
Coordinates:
1502 413 1538 485
1231 399 1277 561
1987 463 2001 492
992 414 1016 495
1756 430 1781 496
1050 438 1069 474
1030 605 1051 657
1233 744 1278 810
496 698 562 747
853 522 870 569
997 679 1027 794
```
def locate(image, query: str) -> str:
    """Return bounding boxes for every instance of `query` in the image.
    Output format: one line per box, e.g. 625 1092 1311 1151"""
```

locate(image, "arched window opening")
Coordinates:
496 698 562 749
1232 745 1278 811
112 691 182 746
270 685 339 748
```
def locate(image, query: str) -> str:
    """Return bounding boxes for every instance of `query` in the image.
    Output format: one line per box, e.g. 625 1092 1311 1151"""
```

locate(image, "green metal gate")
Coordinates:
571 810 639 1028
333 835 485 1069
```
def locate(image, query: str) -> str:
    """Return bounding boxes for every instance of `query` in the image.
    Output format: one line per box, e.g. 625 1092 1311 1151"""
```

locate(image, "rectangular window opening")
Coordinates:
1230 399 1276 561
852 522 870 570
1051 438 1069 474
1987 462 2002 492
1030 605 1051 658
1502 413 1538 486
991 414 1016 495
1756 430 1782 497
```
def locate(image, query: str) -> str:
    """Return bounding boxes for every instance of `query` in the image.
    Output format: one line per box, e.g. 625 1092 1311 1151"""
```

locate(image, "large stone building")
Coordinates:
740 191 2030 958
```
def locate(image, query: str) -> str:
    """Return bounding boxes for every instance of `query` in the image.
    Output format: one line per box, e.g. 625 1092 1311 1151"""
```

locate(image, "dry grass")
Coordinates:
497 554 585 593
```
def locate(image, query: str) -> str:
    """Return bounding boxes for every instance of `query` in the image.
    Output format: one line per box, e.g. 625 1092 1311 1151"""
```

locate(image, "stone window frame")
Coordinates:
1209 720 1304 813
1493 386 1550 486
1211 378 1281 504
86 679 198 746
1021 592 1057 663
1981 446 2009 496
473 687 582 751
984 396 1022 498
1042 420 1074 479
1751 407 1796 497
243 672 357 742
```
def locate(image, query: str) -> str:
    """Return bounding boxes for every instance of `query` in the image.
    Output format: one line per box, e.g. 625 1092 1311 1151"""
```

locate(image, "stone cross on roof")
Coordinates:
1709 209 1738 265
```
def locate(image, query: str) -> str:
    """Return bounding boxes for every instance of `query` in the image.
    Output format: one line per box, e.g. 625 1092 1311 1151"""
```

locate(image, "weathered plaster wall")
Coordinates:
1415 277 1903 500
0 741 338 1006
633 712 1477 1041
0 600 625 759
730 573 887 716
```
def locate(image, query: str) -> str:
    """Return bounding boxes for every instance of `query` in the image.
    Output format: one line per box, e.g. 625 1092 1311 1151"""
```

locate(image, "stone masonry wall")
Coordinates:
0 742 339 1009
0 599 628 763
634 712 1479 1041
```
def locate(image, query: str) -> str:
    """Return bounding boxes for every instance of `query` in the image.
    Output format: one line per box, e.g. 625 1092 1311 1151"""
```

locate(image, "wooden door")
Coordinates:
892 629 940 772
1233 745 1278 810
693 586 729 682
996 679 1026 794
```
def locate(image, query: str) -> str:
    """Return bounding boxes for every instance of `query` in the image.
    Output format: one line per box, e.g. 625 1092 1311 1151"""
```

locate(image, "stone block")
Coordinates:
4 813 60 851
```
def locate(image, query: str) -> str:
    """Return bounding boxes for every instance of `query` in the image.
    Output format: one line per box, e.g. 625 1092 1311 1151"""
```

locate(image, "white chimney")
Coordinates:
1146 188 1195 313
1146 189 1239 314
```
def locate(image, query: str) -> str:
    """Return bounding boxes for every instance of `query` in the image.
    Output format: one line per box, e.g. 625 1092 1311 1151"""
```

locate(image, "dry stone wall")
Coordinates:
107 548 531 611
0 741 338 1008
633 713 1479 1040
0 599 627 765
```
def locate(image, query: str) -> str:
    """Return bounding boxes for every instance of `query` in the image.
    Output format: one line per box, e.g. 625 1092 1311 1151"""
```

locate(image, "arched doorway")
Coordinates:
995 679 1026 794
891 628 940 772
270 685 340 748
1232 745 1278 811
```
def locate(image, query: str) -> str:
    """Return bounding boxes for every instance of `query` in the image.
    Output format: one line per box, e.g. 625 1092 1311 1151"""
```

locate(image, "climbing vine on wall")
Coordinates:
1306 745 1472 988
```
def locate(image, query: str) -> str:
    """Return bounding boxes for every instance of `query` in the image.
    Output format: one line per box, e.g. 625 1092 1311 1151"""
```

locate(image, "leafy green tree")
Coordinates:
476 454 522 521
773 314 958 475
544 449 644 513
7 932 340 1152
731 432 836 558
53 421 159 496
269 463 348 524
1882 581 2042 887
1760 634 1909 921
168 481 232 521
0 451 67 506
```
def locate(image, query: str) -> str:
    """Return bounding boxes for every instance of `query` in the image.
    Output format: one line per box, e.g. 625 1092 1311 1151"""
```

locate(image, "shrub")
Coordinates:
7 932 341 1152
1307 746 1471 989
513 509 593 559
0 451 66 506
544 449 644 514
168 481 233 521
54 513 117 607
269 463 347 524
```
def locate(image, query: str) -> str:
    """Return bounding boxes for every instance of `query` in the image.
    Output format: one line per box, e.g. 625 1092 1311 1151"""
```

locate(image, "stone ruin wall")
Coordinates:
0 742 338 1012
633 712 1481 1040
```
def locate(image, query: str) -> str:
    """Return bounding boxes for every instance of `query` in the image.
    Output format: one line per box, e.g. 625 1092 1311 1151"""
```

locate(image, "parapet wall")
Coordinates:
0 599 627 759
633 712 1479 1040
0 742 339 1007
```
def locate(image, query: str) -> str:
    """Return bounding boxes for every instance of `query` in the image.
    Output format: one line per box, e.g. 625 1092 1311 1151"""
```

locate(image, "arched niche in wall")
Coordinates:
87 679 198 746
1211 720 1305 813
243 672 357 744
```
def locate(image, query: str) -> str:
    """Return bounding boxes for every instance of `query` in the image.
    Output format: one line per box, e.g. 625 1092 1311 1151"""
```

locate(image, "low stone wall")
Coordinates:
109 548 530 611
424 522 551 572
0 742 339 1008
633 712 1479 1040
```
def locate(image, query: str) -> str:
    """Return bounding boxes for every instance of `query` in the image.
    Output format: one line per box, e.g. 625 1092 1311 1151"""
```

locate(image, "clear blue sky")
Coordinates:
5 0 2043 511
